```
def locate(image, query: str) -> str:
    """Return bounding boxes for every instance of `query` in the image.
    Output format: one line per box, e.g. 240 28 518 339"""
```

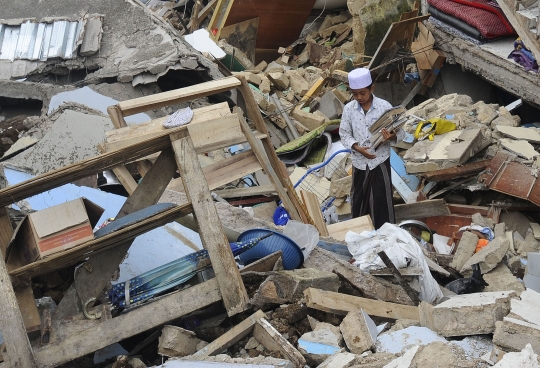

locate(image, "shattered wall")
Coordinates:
347 0 414 56
0 0 224 85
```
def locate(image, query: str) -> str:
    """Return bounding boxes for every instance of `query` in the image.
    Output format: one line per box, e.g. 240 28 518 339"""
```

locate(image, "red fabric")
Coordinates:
428 0 516 39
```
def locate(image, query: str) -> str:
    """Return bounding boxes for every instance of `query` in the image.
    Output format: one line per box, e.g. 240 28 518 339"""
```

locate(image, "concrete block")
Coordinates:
516 230 540 255
298 329 342 366
411 341 461 367
472 213 495 229
316 352 357 368
291 108 325 131
267 72 289 89
308 316 343 345
264 61 285 73
383 345 420 368
483 263 525 294
158 325 206 357
340 310 377 354
450 231 479 272
460 237 510 277
251 268 339 309
259 77 271 94
329 175 352 198
254 61 267 72
491 115 519 128
494 317 540 354
80 16 103 56
320 23 350 39
419 291 516 337
285 70 309 96
375 326 445 354
494 222 506 238
316 91 344 120
233 72 262 86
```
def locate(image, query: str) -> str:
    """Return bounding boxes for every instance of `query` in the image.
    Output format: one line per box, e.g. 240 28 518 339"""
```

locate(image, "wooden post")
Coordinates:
0 245 37 367
170 132 249 316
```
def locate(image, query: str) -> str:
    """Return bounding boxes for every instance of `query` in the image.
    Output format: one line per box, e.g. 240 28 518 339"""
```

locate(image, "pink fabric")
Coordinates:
428 0 516 39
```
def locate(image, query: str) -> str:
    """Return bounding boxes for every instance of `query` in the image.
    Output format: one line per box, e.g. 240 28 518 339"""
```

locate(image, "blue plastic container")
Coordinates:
237 229 304 270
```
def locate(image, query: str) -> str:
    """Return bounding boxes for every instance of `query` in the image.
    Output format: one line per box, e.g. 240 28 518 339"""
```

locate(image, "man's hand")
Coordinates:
381 128 397 142
353 143 376 159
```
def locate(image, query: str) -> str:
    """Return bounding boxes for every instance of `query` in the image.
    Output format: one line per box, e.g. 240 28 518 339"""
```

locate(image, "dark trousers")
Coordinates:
350 159 395 229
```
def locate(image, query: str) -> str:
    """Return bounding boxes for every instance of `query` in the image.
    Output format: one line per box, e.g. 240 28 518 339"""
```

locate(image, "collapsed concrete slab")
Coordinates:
419 291 516 337
494 317 540 354
403 129 484 174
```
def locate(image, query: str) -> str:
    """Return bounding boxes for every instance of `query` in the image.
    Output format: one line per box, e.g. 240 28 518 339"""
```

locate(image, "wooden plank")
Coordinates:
171 133 248 316
0 244 37 367
370 267 424 276
236 107 302 224
377 251 421 306
207 0 235 40
184 0 218 34
105 102 230 143
240 251 282 273
168 150 263 193
300 190 329 236
40 309 52 345
395 199 450 222
253 319 306 367
411 41 431 70
304 247 413 305
0 206 12 256
9 203 194 279
0 132 184 208
97 144 138 195
299 77 325 109
33 279 222 368
235 76 310 224
327 215 374 242
107 105 128 129
117 77 241 116
215 185 276 198
423 160 490 182
0 207 41 335
194 310 266 356
304 288 419 320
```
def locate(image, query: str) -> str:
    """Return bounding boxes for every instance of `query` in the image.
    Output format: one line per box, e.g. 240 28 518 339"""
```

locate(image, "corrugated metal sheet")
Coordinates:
0 18 88 61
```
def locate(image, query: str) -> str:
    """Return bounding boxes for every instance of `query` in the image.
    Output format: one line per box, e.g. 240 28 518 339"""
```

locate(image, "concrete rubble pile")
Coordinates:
2 1 540 368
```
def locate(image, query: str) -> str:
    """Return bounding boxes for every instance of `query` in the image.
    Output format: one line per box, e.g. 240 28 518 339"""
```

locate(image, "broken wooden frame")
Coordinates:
0 128 253 367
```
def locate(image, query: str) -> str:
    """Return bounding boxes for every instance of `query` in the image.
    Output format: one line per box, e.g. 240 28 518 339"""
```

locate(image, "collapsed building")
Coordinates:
1 0 540 367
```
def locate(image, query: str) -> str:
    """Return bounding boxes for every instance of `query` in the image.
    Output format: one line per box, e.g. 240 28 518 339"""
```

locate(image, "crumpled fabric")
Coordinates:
345 223 444 304
459 225 494 241
163 107 194 128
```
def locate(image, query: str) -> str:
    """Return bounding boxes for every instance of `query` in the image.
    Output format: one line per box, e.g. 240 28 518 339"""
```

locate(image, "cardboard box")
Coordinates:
7 198 104 266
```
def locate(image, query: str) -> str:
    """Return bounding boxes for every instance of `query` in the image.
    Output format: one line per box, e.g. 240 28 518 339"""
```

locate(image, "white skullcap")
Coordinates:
348 68 372 89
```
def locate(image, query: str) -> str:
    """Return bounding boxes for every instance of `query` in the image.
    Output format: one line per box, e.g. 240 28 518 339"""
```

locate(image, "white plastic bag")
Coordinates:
283 220 319 260
345 223 443 304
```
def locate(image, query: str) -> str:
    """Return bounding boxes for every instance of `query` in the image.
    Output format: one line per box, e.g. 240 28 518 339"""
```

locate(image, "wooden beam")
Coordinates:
236 107 301 222
304 288 419 320
235 76 311 224
207 0 235 40
253 318 306 367
377 251 421 306
117 77 241 116
170 133 248 316
0 207 11 256
107 105 128 129
0 131 185 208
0 243 37 367
327 215 374 242
97 144 138 195
394 199 450 222
300 190 329 236
194 310 266 356
215 185 276 199
33 279 222 368
55 147 183 317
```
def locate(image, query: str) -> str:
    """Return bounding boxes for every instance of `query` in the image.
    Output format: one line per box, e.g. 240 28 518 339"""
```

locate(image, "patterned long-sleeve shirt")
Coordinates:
339 95 405 170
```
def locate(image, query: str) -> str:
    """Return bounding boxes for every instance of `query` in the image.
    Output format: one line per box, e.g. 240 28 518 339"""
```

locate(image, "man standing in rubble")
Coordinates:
339 68 404 229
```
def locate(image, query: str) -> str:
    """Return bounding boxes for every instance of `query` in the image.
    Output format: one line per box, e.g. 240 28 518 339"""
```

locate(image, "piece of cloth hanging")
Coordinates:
350 158 394 229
